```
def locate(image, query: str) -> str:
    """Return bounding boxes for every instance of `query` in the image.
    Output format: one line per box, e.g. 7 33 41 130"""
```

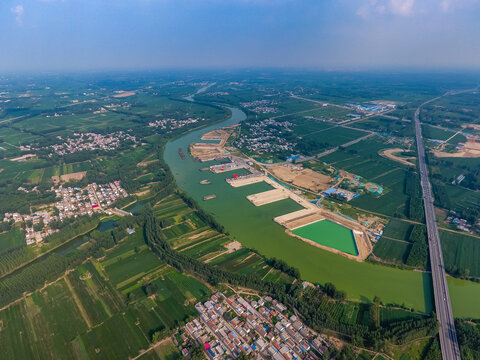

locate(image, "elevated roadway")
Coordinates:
414 96 461 360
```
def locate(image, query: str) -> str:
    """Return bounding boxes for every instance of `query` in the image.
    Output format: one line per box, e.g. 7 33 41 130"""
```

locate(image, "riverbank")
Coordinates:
162 99 480 318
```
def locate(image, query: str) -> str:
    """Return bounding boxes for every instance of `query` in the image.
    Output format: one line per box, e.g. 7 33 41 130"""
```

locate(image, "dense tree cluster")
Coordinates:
177 192 225 233
0 189 56 215
431 181 451 209
455 320 480 360
265 257 301 279
405 225 428 268
404 170 424 221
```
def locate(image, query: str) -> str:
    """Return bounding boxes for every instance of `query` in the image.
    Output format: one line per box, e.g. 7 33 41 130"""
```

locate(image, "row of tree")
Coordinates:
405 225 428 268
404 170 424 222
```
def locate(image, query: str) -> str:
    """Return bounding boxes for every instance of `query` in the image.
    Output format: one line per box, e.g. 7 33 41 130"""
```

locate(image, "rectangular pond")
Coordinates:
292 220 359 256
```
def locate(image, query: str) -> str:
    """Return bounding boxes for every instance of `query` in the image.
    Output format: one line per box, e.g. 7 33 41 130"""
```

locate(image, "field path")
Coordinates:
65 276 92 328
130 337 173 360
261 267 274 280
177 233 223 251
370 167 401 180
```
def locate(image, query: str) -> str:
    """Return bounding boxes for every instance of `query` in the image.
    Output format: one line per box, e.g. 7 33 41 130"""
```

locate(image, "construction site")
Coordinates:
190 128 376 261
189 125 239 162
226 171 372 261
269 164 334 193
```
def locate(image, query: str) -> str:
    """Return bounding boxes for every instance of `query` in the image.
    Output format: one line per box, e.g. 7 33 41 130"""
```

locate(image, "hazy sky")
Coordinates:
1 0 480 71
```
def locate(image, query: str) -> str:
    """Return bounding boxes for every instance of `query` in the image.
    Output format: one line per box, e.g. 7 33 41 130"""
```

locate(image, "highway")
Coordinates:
413 97 461 360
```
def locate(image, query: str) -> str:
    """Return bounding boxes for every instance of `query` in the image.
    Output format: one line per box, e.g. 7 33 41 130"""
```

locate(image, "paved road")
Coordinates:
414 97 461 360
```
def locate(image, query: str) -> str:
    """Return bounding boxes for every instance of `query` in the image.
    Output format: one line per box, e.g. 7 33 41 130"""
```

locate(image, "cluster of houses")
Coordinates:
180 293 331 359
55 181 128 220
3 211 58 245
39 131 137 156
241 100 279 114
235 119 296 154
148 117 202 131
207 92 230 96
345 102 396 114
447 210 474 233
2 181 129 246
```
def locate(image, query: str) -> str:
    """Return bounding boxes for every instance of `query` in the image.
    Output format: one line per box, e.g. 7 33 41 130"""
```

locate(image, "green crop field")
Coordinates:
350 116 413 138
373 238 411 264
440 230 480 277
299 124 366 147
445 183 480 211
382 219 413 241
300 106 353 121
0 279 88 359
103 247 164 287
67 262 125 326
422 124 456 140
292 220 358 255
181 235 230 259
448 276 480 318
0 226 24 252
380 307 426 326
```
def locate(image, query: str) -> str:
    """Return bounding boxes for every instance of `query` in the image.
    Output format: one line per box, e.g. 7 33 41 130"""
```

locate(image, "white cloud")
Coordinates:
357 0 415 17
439 0 479 12
390 0 415 15
357 0 480 17
11 5 24 25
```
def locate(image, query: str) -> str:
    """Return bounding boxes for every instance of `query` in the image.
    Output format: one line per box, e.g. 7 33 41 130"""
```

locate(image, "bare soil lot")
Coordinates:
52 171 87 183
10 154 37 162
112 91 136 98
270 165 332 192
434 136 480 158
379 148 416 166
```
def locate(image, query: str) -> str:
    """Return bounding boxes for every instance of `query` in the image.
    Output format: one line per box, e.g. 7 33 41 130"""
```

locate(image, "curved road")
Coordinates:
414 95 461 360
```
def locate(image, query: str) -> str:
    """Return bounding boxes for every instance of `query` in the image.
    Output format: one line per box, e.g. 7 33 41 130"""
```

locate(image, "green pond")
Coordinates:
292 220 358 256
163 106 480 318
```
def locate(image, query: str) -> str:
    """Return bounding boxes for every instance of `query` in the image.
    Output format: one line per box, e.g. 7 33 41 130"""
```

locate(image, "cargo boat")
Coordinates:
178 148 185 160
203 194 216 200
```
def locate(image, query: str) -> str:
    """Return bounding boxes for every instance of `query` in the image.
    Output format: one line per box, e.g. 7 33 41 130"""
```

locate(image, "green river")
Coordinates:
163 105 480 318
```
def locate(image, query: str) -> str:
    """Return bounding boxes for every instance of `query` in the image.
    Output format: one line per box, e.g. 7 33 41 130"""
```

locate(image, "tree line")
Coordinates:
405 225 428 268
404 170 424 222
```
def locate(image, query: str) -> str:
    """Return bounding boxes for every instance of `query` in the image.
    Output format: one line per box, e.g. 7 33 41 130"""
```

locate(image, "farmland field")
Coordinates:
373 238 410 264
0 226 24 252
440 230 480 277
422 124 456 140
382 219 413 241
0 279 88 359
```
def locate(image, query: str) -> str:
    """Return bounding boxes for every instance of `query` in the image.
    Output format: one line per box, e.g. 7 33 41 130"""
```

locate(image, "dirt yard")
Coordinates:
270 165 332 192
10 154 36 162
247 188 289 206
137 159 159 167
189 143 226 161
112 91 136 98
462 123 480 131
434 136 480 158
52 171 87 183
379 148 416 166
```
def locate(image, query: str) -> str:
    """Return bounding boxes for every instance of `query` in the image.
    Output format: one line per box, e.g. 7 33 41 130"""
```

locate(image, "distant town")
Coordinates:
148 117 203 131
23 131 137 156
